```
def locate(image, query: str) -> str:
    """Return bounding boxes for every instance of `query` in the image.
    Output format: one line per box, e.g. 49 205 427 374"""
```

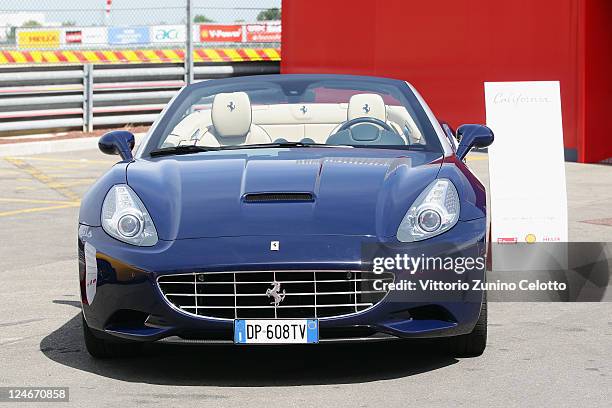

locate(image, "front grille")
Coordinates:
157 270 394 320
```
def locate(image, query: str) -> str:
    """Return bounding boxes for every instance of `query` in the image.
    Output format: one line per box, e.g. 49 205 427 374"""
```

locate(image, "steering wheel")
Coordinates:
336 117 396 133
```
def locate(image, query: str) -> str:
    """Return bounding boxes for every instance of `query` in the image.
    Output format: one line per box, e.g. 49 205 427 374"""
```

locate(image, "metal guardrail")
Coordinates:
0 61 279 135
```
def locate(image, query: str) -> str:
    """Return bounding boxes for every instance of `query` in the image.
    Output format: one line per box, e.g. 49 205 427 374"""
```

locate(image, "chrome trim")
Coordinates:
232 271 237 319
158 336 234 345
157 278 384 284
193 272 198 316
162 291 383 297
179 303 375 309
156 333 399 345
157 270 394 322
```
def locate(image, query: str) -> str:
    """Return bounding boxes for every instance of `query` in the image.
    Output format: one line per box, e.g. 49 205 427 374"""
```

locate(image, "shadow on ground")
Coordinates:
41 308 458 386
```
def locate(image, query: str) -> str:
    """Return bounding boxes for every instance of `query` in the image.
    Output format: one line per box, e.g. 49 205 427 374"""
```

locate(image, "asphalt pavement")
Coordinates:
0 150 610 407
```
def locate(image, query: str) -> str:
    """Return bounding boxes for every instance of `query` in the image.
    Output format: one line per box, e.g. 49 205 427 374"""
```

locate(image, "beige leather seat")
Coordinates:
196 92 272 147
347 93 387 122
329 93 405 139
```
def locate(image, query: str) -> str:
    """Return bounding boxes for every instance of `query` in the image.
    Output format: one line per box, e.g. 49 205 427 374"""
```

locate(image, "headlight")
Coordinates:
101 184 158 246
396 178 460 242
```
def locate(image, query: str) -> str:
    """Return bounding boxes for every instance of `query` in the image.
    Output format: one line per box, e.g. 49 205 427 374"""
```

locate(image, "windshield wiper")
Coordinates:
215 142 353 150
150 141 356 156
150 145 220 157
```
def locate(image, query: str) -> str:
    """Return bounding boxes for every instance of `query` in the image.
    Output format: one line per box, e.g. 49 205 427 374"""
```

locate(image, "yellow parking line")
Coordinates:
5 156 113 165
466 156 488 161
5 158 81 202
43 174 69 178
0 203 80 218
0 198 80 205
53 179 95 187
37 165 88 171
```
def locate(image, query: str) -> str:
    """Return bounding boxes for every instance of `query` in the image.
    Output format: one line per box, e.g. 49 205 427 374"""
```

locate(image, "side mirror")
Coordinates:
455 124 494 160
98 130 135 161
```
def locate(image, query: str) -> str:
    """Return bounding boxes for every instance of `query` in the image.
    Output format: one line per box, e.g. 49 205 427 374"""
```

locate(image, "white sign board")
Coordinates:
80 27 107 46
63 27 107 47
151 25 186 44
485 81 568 247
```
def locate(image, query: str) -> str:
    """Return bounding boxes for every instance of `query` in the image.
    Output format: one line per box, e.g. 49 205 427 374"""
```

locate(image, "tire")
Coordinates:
82 314 143 358
445 292 487 357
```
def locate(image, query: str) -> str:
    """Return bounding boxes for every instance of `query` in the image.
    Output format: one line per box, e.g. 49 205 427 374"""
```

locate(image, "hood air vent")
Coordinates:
243 192 314 203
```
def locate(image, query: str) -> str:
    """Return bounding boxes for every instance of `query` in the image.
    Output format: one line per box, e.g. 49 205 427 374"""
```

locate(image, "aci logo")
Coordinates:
155 29 179 41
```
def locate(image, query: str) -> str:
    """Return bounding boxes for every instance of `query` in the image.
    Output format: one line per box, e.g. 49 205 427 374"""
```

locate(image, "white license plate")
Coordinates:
234 319 319 344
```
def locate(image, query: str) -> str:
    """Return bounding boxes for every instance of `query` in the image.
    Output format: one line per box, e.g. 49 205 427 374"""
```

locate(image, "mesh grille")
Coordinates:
157 270 394 320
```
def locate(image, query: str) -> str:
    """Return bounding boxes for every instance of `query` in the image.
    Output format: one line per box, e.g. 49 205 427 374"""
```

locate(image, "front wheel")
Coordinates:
82 314 143 358
444 292 487 357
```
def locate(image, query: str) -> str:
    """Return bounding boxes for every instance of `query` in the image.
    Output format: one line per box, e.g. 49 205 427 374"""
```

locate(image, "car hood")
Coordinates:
127 148 443 240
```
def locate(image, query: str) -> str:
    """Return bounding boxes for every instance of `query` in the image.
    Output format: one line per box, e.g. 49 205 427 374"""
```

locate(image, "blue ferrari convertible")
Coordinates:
78 74 493 358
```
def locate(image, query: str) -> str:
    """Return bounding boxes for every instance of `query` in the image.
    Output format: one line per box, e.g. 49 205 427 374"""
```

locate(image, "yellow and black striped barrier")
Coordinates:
0 48 281 65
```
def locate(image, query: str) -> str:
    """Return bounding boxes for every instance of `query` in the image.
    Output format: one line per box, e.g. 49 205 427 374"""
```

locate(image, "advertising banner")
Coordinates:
485 81 568 269
64 30 82 44
17 29 61 48
61 27 107 46
245 22 281 42
151 25 186 43
80 27 107 46
199 24 243 42
108 26 150 45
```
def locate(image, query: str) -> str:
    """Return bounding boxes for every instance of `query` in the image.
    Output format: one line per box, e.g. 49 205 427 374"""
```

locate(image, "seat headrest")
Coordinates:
212 92 252 137
348 93 386 122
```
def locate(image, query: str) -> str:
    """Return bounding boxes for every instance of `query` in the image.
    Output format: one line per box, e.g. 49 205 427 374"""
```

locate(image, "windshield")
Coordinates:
142 75 443 155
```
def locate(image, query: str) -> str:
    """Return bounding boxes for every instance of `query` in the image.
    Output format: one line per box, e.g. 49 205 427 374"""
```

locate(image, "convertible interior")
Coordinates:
163 92 425 148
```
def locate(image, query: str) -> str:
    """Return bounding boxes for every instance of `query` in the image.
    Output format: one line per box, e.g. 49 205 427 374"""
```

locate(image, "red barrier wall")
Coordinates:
281 0 612 163
583 0 612 163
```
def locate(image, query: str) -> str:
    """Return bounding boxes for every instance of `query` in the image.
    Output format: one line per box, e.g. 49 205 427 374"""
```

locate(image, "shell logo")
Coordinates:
525 234 537 244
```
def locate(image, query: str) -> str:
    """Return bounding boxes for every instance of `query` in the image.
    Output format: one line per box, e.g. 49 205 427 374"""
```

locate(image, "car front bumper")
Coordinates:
79 218 486 344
